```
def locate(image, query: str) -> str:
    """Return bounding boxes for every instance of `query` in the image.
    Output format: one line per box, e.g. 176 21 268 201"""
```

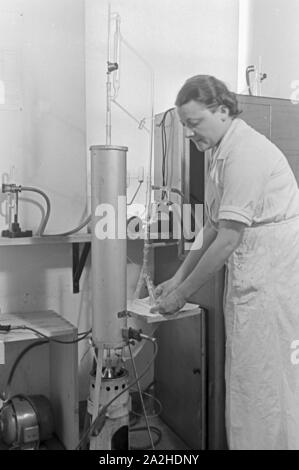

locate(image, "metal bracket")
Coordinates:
117 310 132 319
72 242 91 293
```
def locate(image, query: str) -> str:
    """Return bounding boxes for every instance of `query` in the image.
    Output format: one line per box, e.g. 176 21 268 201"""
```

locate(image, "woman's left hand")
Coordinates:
150 288 187 315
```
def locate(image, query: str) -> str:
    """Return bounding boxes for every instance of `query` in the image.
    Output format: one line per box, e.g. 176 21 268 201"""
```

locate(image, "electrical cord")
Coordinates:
131 391 163 419
0 340 48 402
128 341 155 449
76 335 158 450
0 328 92 403
130 425 162 450
167 112 175 191
9 325 92 344
158 108 174 200
127 182 143 206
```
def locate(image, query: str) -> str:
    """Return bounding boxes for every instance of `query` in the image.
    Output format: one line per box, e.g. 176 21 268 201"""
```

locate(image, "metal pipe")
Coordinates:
113 14 121 99
106 4 112 145
133 63 155 299
111 99 150 134
90 145 128 348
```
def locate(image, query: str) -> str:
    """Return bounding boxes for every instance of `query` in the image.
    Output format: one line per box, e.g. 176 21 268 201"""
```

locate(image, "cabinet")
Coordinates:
237 95 299 183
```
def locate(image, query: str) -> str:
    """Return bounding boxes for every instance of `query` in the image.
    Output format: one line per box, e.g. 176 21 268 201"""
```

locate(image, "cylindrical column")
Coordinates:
90 145 128 348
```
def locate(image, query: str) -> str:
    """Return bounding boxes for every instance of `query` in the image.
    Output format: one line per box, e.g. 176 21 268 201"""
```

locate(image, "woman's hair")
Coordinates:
175 75 241 118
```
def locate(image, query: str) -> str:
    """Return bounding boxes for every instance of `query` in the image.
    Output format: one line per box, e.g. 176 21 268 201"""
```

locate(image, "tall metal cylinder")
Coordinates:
90 145 128 348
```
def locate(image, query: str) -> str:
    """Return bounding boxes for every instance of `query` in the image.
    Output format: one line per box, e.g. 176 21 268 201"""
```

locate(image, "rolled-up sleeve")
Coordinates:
218 142 271 226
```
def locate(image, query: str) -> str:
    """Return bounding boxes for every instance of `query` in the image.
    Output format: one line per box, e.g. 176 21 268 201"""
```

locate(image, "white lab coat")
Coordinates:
206 119 299 449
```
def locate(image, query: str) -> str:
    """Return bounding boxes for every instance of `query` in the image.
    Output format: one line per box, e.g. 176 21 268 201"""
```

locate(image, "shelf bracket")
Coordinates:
72 242 91 293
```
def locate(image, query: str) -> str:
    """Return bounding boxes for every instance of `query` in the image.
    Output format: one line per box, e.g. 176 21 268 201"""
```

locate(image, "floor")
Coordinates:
129 415 189 451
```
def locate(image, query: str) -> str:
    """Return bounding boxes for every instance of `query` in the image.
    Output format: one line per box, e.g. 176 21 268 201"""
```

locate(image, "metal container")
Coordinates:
90 145 128 348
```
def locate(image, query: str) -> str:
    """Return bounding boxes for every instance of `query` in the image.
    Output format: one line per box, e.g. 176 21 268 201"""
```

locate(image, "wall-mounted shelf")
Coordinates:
0 233 92 294
0 235 179 294
0 233 91 246
0 235 178 247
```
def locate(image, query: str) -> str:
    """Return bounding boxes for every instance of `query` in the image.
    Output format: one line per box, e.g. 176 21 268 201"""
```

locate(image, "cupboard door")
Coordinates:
270 101 299 183
155 314 205 450
237 96 271 139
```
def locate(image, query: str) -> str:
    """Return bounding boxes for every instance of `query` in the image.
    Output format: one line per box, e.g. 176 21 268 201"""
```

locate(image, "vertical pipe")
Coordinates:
113 15 121 99
133 69 155 299
106 80 112 145
106 4 112 145
90 145 128 348
237 0 250 93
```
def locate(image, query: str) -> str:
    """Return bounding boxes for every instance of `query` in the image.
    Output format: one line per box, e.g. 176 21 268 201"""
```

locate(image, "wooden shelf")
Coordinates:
0 235 178 294
0 233 91 246
0 310 77 345
0 234 181 247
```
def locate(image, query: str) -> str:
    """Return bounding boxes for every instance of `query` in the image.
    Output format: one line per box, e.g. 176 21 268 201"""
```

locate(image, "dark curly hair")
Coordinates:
175 75 241 118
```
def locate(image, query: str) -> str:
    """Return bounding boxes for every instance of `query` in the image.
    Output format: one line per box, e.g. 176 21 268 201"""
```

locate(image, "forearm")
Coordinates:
180 229 241 298
175 221 217 282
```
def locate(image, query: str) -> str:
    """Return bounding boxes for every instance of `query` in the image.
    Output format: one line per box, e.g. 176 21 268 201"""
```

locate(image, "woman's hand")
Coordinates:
154 276 181 299
150 288 187 315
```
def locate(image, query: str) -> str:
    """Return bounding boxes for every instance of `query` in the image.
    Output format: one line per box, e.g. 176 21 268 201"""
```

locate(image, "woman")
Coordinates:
151 75 299 450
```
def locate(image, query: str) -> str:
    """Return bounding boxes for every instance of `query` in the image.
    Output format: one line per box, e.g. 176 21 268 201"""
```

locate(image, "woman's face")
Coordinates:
177 100 232 151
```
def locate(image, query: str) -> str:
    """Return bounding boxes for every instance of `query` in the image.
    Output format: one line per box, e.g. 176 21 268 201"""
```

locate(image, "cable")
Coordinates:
76 335 158 450
127 182 143 206
130 425 162 450
41 214 91 237
9 325 92 344
128 342 155 449
164 111 175 190
0 340 48 402
2 182 90 238
21 187 51 236
167 113 175 190
0 326 92 404
131 391 162 419
23 183 91 236
158 108 174 200
151 185 184 199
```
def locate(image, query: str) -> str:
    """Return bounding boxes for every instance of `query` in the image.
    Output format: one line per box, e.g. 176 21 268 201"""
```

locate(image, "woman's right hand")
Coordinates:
154 276 181 299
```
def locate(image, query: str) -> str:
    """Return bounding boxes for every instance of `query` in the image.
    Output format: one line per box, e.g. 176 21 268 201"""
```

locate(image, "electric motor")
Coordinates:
0 395 54 449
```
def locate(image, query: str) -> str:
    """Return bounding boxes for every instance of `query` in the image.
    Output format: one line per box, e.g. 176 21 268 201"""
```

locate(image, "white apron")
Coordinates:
205 119 299 449
224 217 299 449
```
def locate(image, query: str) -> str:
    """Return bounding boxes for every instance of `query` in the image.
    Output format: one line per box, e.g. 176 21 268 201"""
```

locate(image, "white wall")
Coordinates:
237 0 299 99
85 0 239 205
0 0 87 234
0 0 90 400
